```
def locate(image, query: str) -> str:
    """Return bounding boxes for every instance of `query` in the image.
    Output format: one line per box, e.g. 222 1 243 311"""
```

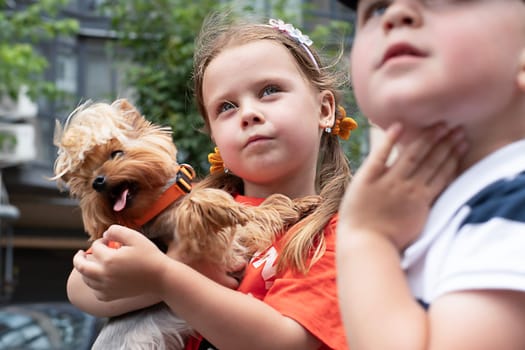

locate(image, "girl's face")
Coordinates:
351 0 525 136
202 40 334 198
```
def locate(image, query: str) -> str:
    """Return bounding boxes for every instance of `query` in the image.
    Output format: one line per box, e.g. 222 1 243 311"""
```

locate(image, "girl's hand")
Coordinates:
338 123 467 251
73 225 169 301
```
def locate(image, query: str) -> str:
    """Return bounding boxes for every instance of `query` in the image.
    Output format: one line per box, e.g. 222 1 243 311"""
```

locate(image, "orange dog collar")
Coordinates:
133 164 195 227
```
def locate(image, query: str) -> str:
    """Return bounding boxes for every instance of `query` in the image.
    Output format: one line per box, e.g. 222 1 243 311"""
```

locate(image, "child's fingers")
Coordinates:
72 249 104 284
73 249 93 273
363 122 404 179
102 224 160 259
426 136 468 196
89 237 119 260
392 123 448 180
102 224 142 247
425 154 459 200
414 126 465 185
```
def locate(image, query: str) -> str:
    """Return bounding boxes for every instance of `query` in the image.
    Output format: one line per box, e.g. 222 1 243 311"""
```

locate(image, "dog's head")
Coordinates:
53 99 181 240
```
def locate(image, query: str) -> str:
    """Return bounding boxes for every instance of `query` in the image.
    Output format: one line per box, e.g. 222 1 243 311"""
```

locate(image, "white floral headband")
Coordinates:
268 18 319 71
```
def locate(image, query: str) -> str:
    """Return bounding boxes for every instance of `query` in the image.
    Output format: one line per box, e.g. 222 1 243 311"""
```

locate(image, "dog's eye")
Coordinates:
110 150 124 159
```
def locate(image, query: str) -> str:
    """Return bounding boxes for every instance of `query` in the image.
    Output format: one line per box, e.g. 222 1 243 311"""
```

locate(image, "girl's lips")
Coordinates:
245 135 271 147
379 42 426 67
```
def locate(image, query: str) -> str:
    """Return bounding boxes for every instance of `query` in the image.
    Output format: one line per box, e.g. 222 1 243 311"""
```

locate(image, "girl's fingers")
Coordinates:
73 249 116 300
102 224 149 249
102 225 131 245
73 250 105 287
73 249 94 275
82 275 104 292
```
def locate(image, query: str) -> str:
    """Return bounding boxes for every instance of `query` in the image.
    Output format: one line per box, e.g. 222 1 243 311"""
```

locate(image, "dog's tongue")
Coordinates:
113 189 129 212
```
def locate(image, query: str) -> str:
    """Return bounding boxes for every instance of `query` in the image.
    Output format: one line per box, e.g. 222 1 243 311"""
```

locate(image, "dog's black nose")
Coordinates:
92 176 106 192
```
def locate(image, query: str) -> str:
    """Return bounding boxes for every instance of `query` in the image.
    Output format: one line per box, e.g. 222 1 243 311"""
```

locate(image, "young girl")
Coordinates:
337 0 525 349
70 14 460 350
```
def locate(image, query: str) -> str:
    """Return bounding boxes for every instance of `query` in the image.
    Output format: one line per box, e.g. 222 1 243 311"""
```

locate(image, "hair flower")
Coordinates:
332 106 358 140
269 19 313 47
208 147 224 174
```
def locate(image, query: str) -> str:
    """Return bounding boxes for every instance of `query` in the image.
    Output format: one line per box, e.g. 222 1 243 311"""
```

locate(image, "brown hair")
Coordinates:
193 13 352 274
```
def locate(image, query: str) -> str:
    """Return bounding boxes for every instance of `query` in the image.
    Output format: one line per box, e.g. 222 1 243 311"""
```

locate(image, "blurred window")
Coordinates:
0 303 104 350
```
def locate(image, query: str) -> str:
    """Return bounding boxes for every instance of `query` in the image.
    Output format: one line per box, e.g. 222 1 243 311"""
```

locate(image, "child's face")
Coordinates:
350 0 525 133
202 40 333 196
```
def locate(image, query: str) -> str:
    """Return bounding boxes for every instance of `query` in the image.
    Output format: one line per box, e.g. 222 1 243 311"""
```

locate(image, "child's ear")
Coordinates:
517 50 525 92
318 90 336 129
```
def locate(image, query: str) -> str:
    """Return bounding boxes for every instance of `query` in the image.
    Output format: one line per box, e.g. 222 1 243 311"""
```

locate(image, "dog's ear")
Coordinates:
113 99 147 128
115 98 136 114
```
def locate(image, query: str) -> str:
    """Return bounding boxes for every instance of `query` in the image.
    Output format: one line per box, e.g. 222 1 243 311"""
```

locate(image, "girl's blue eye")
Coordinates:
218 101 236 114
261 85 280 97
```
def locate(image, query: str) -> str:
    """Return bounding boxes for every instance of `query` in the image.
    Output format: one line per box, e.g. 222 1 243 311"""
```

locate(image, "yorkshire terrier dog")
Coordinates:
52 99 319 350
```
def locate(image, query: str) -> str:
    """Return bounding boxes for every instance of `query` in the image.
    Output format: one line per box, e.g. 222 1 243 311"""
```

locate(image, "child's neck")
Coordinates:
243 180 317 200
400 111 525 174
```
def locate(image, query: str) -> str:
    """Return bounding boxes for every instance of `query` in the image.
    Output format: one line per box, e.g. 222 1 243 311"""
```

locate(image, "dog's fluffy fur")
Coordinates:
53 99 320 350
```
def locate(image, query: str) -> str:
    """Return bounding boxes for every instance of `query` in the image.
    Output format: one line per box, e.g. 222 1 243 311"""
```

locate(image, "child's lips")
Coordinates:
379 42 426 68
245 134 271 148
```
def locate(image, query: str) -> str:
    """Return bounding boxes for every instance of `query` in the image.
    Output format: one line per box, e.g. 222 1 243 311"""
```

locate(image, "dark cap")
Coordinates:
339 0 358 10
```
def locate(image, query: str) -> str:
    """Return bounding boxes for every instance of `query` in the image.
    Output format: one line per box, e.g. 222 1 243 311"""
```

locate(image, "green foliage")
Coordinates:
0 0 79 100
102 0 220 176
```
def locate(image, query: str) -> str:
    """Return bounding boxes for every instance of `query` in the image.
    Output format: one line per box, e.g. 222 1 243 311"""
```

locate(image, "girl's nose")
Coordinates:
382 1 422 32
240 104 265 128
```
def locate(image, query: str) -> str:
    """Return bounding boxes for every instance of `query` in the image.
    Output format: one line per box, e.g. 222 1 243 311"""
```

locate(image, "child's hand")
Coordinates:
73 225 169 301
107 240 122 249
338 123 467 251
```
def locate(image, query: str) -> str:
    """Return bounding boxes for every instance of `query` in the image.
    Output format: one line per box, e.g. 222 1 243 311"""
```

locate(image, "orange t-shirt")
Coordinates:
186 195 348 350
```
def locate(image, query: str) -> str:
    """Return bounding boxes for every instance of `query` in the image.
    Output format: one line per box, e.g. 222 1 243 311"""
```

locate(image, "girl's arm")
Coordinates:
67 258 160 318
337 123 525 349
67 234 240 318
73 228 321 350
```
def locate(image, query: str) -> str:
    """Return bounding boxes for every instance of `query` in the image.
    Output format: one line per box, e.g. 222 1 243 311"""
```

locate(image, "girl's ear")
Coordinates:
517 50 525 92
318 90 336 130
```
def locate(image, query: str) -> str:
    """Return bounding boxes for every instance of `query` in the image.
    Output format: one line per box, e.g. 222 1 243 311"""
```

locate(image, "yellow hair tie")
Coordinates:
332 106 358 140
208 147 224 174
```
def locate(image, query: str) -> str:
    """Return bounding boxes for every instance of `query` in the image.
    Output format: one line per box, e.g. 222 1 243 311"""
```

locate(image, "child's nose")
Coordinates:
240 104 265 128
382 1 422 32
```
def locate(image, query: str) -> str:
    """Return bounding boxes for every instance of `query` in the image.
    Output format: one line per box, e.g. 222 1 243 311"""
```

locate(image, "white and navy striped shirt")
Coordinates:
402 140 525 308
